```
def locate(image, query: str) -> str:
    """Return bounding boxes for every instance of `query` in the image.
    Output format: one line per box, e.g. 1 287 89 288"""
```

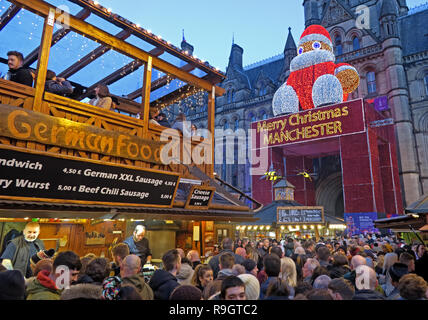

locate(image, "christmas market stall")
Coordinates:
0 0 259 262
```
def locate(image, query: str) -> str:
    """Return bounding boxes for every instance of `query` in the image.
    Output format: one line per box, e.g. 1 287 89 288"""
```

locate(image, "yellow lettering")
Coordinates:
140 144 152 160
342 106 349 116
34 122 49 142
86 134 101 152
117 135 128 155
7 110 31 139
51 125 65 144
65 129 85 148
100 136 114 154
334 108 342 117
289 114 299 126
127 142 139 158
334 121 342 134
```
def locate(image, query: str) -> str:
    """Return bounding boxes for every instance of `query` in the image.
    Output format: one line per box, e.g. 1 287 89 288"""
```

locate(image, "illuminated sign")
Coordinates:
252 99 365 149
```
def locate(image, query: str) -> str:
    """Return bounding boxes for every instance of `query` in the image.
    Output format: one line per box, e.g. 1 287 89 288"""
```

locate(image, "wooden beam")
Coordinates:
0 4 20 32
142 56 152 137
126 63 196 100
68 0 225 83
23 8 91 68
10 0 223 95
77 47 164 100
32 9 54 111
58 29 131 79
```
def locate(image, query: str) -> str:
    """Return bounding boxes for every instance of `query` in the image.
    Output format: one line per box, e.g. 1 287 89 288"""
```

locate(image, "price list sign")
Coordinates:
277 206 324 224
0 146 180 207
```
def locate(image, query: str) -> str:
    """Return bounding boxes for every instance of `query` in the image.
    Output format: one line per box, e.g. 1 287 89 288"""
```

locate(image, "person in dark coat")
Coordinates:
44 70 73 96
0 222 45 278
328 253 351 279
2 51 33 87
352 265 385 300
209 238 245 279
415 249 428 282
123 225 152 267
149 249 181 300
156 112 171 127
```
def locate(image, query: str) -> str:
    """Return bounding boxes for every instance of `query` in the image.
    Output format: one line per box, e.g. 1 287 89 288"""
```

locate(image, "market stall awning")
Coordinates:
374 212 428 232
405 194 428 214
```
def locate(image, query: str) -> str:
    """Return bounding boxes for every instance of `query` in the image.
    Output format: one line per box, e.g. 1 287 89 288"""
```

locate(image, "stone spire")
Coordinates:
180 29 194 55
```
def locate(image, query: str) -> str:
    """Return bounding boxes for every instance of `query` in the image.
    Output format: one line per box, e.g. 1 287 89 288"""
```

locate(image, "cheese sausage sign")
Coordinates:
0 146 180 207
185 185 215 210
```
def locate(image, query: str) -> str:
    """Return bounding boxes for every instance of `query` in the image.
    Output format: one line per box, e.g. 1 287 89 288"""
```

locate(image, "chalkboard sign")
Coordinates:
277 206 324 224
0 145 180 207
185 185 215 210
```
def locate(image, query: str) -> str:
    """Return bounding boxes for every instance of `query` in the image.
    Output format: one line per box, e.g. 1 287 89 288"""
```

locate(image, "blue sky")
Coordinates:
93 0 428 71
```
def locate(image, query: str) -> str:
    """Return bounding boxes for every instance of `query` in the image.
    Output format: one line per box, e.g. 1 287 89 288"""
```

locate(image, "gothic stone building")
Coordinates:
186 0 428 218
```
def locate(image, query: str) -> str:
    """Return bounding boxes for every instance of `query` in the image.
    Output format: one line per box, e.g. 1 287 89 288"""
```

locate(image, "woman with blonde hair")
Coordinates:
279 257 297 298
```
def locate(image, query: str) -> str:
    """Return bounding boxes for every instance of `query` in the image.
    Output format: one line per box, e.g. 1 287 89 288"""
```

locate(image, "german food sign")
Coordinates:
277 206 324 224
0 145 179 207
252 99 366 149
0 104 164 164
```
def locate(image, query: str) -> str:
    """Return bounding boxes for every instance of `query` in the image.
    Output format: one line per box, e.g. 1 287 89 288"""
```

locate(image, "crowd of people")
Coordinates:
1 222 427 300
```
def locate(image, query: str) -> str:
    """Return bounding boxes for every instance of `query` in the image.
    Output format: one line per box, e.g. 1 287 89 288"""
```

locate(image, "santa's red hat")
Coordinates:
299 25 333 48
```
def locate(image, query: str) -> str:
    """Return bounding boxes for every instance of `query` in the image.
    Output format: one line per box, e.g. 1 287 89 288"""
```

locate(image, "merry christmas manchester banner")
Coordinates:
252 99 366 149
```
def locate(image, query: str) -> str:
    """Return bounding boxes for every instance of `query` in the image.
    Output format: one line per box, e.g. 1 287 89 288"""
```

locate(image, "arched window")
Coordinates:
353 36 360 51
424 72 428 95
231 90 235 102
234 118 239 131
223 120 229 130
260 110 267 120
227 89 234 103
367 71 377 94
248 112 256 123
335 35 343 56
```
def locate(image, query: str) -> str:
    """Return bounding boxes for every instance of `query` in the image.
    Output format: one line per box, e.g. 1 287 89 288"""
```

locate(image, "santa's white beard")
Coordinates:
290 49 336 72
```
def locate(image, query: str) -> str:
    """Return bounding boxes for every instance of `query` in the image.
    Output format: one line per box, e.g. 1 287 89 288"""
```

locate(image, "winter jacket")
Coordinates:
45 79 73 95
122 274 154 300
415 252 428 282
3 67 33 87
260 276 278 300
352 289 386 300
176 263 194 285
26 270 61 300
61 283 102 300
89 97 113 110
329 265 351 279
157 118 171 128
284 243 294 257
208 249 245 279
148 269 179 300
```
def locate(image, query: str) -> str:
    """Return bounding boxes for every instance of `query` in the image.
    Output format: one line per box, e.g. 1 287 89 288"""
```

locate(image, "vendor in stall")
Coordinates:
0 222 45 278
124 225 152 266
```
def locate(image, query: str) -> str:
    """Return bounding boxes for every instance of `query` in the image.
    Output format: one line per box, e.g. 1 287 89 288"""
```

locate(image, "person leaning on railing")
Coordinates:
45 70 73 96
89 84 113 110
2 51 33 87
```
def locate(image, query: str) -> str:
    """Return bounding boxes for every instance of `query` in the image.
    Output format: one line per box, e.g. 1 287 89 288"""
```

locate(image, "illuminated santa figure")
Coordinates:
273 25 360 115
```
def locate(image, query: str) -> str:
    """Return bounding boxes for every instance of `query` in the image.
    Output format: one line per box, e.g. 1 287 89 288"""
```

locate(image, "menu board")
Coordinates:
277 206 324 224
185 185 215 210
0 146 180 207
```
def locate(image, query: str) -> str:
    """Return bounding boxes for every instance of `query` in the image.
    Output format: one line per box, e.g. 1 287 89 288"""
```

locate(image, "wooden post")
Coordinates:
314 226 320 242
141 56 152 138
207 86 216 178
32 8 54 112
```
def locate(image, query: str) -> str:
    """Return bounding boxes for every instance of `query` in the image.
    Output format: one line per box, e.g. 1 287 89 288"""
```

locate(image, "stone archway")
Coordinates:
315 172 344 218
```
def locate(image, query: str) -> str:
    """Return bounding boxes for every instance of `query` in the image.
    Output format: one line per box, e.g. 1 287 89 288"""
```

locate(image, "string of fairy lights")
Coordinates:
0 0 213 118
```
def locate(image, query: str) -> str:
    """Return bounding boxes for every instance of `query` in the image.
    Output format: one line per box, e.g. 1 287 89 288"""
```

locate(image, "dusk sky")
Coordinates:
94 0 428 71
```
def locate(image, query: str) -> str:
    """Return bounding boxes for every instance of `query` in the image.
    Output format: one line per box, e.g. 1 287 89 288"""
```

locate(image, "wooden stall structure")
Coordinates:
0 0 259 259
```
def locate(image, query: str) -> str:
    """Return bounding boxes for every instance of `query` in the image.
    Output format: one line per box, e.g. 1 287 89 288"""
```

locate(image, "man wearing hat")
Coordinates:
0 222 45 278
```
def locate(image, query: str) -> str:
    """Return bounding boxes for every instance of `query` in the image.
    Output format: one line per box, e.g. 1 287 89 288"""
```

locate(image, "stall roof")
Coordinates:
0 199 257 222
405 194 428 213
374 212 428 232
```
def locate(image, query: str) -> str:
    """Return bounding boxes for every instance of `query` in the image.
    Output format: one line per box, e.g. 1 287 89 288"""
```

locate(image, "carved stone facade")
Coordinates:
186 0 428 214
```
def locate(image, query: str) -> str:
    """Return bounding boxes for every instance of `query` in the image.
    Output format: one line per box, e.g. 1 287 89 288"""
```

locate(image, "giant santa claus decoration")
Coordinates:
272 25 360 115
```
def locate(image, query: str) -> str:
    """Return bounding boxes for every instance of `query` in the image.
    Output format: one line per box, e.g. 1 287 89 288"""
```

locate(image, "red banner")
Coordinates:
252 99 366 149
